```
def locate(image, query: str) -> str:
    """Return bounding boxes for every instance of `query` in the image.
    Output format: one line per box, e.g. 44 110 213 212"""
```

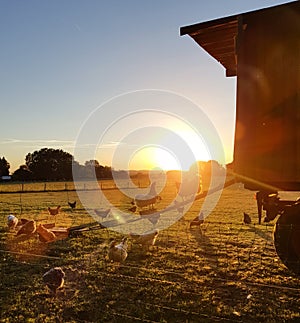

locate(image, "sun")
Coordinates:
129 146 181 171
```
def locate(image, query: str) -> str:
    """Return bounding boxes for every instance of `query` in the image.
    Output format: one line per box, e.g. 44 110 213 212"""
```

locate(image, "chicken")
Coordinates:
133 182 161 209
130 229 159 248
48 206 61 216
243 212 251 224
173 200 184 214
36 224 56 243
94 208 111 220
108 237 128 262
16 220 36 236
7 214 18 230
176 175 201 201
43 267 65 295
68 201 76 210
190 212 205 228
128 205 137 213
139 211 161 225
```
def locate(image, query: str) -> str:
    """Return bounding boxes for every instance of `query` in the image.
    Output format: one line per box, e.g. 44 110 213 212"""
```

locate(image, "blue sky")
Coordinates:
0 0 294 172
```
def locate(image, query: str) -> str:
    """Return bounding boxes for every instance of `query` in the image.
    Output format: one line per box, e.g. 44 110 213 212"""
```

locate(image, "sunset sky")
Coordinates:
0 0 293 172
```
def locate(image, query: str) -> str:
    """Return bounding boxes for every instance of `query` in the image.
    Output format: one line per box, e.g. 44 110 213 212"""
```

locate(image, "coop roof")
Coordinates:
180 1 299 77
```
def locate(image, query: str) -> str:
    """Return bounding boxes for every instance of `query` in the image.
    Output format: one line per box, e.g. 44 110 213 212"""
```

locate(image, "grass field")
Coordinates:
1 177 300 322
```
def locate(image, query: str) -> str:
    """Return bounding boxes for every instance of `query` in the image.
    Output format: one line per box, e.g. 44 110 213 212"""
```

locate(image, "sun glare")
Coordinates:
129 146 180 171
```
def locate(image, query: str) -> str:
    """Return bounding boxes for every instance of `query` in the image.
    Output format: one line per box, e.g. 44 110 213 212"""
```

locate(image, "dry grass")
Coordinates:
1 178 300 322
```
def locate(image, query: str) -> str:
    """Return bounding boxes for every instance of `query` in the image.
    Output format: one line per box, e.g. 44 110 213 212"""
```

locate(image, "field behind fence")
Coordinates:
1 178 300 322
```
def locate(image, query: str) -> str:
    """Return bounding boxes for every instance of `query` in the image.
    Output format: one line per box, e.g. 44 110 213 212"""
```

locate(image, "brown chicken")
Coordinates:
43 267 65 295
48 206 61 216
36 224 56 243
16 220 36 236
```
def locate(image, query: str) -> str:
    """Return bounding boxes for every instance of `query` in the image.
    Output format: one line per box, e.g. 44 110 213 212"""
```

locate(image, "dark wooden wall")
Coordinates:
234 5 300 190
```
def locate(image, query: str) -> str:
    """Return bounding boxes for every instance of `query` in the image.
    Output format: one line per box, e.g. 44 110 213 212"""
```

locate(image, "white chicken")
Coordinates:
130 229 159 249
133 182 161 209
94 208 111 220
108 237 128 263
7 215 18 230
176 174 201 201
43 267 65 295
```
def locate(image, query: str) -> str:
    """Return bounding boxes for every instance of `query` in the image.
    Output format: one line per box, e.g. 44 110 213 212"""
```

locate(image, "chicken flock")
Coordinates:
5 173 258 298
6 176 209 296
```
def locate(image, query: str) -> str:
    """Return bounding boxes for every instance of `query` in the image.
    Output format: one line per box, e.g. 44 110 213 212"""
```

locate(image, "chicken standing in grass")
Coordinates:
16 219 36 236
7 215 18 230
190 212 205 228
36 224 56 243
243 212 251 224
128 205 137 213
68 201 76 210
48 206 61 216
94 208 111 220
133 182 161 209
108 237 128 263
43 267 65 295
130 229 159 249
176 175 201 201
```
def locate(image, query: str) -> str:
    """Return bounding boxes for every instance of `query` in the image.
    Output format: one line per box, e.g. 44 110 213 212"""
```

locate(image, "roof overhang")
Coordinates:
180 1 299 77
180 14 239 77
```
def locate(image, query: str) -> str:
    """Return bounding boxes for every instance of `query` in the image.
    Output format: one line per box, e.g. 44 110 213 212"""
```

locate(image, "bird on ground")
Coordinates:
173 200 184 214
133 182 161 209
7 215 18 230
48 206 61 216
108 237 128 263
43 267 65 295
16 219 36 236
128 205 137 213
190 212 205 228
68 201 76 210
94 208 111 220
176 175 201 201
36 224 56 243
243 212 252 224
139 211 161 225
130 229 159 249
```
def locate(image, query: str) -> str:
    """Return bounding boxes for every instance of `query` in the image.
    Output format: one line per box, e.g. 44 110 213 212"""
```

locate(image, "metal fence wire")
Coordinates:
2 217 300 323
1 181 300 322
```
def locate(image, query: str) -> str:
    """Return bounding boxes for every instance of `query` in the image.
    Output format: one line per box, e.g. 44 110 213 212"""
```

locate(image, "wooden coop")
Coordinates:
180 1 300 274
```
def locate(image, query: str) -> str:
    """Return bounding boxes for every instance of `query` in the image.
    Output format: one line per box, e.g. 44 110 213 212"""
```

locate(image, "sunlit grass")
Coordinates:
1 179 300 322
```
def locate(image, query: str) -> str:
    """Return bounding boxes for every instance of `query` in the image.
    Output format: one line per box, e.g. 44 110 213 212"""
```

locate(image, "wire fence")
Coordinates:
1 182 300 322
2 217 300 322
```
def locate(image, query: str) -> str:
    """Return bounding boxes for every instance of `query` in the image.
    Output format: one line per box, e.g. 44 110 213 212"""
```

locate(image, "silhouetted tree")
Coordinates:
25 148 74 181
0 157 10 177
83 160 112 179
95 165 112 179
12 165 33 181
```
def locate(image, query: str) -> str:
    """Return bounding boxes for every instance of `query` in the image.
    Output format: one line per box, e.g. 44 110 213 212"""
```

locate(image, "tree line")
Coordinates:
0 148 113 182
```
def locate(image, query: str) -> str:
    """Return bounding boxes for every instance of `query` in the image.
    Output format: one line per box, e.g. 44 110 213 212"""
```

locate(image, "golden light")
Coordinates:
129 146 180 171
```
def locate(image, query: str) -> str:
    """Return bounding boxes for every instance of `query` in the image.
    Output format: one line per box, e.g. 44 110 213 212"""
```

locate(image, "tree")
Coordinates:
83 160 112 179
0 157 10 177
25 148 74 181
12 165 33 181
